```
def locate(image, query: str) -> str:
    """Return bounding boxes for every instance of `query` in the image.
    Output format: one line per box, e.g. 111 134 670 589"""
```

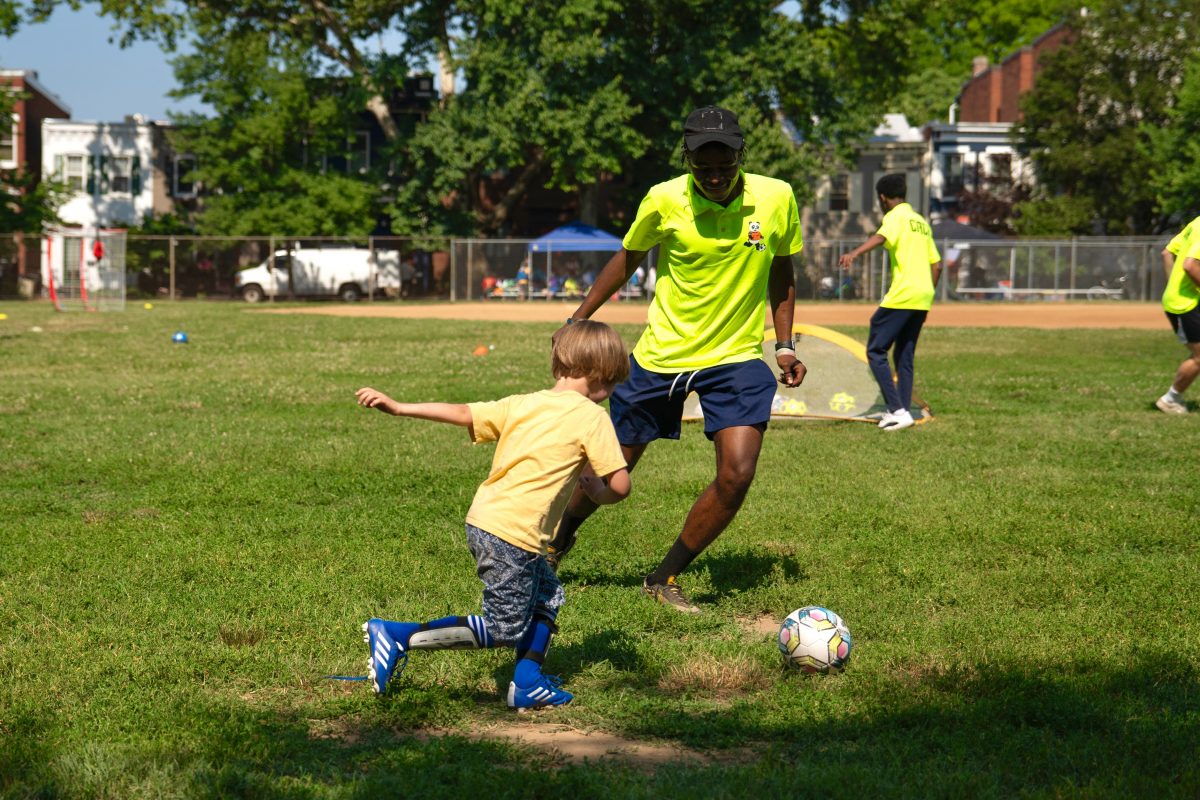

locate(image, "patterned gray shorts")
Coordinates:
466 524 564 646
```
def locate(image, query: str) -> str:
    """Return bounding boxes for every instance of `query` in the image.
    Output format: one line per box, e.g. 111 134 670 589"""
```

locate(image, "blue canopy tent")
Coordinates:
523 222 636 299
528 221 622 255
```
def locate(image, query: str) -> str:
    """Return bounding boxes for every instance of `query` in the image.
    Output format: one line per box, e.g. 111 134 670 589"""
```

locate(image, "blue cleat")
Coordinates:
506 674 573 710
363 619 408 695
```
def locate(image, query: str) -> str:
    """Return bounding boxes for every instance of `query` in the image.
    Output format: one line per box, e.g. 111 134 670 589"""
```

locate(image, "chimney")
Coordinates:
972 56 989 76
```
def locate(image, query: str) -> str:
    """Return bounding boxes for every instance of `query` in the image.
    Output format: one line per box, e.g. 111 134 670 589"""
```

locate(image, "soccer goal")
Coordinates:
682 324 933 425
42 228 128 312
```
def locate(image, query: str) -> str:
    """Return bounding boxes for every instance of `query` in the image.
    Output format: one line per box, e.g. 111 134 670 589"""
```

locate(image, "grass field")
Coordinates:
1 299 1197 798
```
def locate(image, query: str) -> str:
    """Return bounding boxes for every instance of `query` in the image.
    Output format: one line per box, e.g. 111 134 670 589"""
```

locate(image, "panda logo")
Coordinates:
744 221 766 251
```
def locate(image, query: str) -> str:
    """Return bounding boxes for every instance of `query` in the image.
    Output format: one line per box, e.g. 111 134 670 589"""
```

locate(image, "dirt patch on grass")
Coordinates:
462 722 713 768
255 300 1166 329
740 613 783 638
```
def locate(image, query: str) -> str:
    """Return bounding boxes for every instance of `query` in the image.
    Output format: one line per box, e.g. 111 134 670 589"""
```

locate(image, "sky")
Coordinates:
1 7 206 122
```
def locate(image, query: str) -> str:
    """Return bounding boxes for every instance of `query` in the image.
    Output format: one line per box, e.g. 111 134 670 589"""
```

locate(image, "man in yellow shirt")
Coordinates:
1161 215 1200 280
354 321 631 708
546 106 806 613
838 173 942 431
1156 218 1200 414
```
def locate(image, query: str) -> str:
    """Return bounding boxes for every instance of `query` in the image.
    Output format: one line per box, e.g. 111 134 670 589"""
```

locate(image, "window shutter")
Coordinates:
54 154 63 179
906 171 920 211
87 155 96 194
815 176 830 213
132 155 142 195
848 173 863 213
99 155 110 194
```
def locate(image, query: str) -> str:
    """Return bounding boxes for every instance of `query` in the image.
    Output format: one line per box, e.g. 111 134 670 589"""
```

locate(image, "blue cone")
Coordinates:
172 331 189 344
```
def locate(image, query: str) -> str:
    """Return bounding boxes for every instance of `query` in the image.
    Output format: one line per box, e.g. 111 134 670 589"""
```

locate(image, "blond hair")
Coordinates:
552 320 630 387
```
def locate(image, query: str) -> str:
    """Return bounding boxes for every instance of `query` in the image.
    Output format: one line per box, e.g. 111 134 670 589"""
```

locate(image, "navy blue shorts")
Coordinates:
609 355 776 443
1166 308 1200 345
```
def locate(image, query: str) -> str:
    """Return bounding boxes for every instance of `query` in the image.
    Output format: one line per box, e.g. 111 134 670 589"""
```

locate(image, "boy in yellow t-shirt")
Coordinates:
838 173 943 431
354 320 631 708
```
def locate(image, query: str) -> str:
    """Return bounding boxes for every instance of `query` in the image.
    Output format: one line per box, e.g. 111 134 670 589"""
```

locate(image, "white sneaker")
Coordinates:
1156 396 1188 414
877 411 897 429
882 409 915 431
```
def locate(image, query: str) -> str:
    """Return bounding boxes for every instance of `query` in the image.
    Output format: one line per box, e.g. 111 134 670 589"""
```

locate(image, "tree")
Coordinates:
1145 53 1200 222
1015 0 1199 235
164 24 385 236
889 0 1077 126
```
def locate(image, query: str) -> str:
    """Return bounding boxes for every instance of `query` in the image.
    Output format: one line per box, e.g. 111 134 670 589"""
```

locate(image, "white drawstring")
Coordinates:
668 370 698 401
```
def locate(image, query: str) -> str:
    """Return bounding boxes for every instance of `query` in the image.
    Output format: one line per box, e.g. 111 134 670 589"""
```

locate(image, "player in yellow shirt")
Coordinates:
838 173 942 431
354 320 631 708
547 106 806 613
1156 219 1200 414
1160 215 1200 280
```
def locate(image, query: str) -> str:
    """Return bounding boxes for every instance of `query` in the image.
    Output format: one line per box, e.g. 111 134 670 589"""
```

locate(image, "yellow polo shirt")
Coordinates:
1163 227 1200 315
623 172 803 372
466 390 626 554
1165 215 1200 257
878 202 941 311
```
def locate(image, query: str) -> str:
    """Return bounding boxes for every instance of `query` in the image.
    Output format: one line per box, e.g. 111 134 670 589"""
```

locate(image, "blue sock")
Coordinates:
512 617 555 688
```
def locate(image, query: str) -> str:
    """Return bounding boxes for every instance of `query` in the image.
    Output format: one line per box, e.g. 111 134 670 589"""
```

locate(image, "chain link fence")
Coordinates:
803 237 1171 303
1 232 1175 304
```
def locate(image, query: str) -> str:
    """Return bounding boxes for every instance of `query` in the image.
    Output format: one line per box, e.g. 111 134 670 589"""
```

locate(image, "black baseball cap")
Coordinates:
683 106 744 151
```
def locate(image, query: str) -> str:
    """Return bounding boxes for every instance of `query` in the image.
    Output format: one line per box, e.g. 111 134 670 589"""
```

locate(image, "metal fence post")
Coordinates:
1070 237 1077 294
268 235 275 303
368 236 375 302
168 236 176 301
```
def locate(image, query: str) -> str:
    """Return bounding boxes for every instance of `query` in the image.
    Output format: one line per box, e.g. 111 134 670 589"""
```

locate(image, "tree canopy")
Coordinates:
1015 0 1198 235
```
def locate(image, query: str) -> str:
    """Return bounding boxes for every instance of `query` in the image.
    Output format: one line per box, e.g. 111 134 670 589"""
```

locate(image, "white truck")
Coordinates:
234 246 415 302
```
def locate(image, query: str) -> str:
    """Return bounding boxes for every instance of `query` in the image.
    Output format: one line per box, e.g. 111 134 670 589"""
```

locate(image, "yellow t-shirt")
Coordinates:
623 172 803 372
1163 229 1200 314
878 203 941 311
466 390 626 554
1165 215 1200 256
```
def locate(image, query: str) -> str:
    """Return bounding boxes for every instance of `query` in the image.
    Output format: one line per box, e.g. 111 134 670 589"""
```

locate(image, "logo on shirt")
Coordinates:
744 221 766 251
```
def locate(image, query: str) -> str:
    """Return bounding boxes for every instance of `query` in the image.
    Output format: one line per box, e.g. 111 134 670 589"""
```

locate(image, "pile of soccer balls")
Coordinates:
778 606 852 674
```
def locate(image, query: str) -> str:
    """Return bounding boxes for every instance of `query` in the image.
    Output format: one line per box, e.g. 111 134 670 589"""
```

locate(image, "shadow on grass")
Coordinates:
8 653 1197 797
561 547 806 599
701 548 807 592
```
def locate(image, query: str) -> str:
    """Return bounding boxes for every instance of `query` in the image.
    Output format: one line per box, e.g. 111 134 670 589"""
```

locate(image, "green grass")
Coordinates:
1 300 1197 798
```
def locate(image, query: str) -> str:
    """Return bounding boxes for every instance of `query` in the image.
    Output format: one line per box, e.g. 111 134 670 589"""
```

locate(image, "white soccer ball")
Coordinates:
778 606 852 674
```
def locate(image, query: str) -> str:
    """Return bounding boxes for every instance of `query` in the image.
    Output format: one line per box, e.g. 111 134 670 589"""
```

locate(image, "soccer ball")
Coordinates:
778 606 852 674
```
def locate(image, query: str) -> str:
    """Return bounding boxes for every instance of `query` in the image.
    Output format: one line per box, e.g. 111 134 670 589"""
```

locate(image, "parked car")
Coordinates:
234 246 415 302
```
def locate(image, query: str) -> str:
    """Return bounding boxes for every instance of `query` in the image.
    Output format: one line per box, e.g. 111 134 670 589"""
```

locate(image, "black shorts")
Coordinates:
1165 307 1200 345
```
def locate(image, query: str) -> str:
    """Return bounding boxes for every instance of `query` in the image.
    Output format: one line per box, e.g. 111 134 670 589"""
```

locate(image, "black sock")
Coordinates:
646 538 698 585
548 513 588 555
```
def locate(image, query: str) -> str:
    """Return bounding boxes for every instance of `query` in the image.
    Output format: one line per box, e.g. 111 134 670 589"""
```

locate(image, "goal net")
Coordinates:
42 228 128 312
683 324 933 424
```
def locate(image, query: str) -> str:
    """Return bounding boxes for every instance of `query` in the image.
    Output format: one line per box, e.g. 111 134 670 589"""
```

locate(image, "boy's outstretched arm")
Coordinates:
356 387 473 427
838 234 886 268
578 467 631 505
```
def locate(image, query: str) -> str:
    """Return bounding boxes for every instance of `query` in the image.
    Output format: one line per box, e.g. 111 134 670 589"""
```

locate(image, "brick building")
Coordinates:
957 24 1071 124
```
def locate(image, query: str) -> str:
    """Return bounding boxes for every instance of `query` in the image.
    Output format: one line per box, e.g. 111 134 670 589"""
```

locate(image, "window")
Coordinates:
943 154 964 196
64 154 87 192
174 155 197 197
988 153 1012 186
829 173 849 212
0 114 15 167
348 131 370 175
110 156 132 193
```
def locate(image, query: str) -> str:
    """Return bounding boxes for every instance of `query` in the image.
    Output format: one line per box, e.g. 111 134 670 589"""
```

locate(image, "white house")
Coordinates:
924 118 1033 222
41 116 193 229
805 113 928 242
